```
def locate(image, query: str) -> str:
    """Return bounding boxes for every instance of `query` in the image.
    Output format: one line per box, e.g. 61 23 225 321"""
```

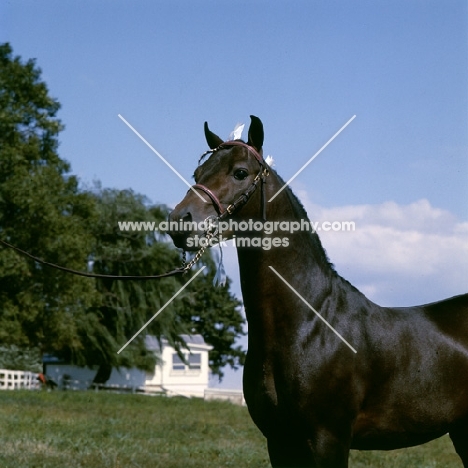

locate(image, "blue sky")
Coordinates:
2 1 468 388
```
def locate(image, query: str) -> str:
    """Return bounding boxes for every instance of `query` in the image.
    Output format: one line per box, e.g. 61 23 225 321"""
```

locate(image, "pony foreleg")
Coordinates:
450 420 468 468
266 430 350 468
267 434 314 468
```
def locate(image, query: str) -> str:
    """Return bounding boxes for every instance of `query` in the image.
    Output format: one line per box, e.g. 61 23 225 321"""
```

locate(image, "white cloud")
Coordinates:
208 188 467 308
295 189 468 306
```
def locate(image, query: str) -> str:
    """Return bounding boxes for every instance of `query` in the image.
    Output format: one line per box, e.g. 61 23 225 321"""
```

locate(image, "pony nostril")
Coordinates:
169 210 190 223
182 212 192 223
179 212 193 234
168 211 192 237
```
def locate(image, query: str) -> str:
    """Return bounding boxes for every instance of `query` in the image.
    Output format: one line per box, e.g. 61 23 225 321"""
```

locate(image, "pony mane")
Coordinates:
279 176 366 294
271 168 338 274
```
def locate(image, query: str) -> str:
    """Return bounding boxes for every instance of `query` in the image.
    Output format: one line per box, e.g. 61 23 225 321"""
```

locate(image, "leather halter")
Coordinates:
191 184 225 215
191 140 269 220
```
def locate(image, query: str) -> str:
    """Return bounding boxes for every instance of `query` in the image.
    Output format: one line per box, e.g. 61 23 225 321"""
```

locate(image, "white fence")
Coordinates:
0 369 39 390
204 388 245 406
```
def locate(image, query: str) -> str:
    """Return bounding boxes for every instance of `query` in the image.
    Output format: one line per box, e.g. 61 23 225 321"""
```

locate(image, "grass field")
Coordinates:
0 391 462 468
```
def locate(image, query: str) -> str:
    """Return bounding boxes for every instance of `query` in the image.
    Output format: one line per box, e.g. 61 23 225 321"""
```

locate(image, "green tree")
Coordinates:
179 270 245 380
80 187 191 383
0 345 42 372
86 187 245 382
0 43 245 381
0 42 97 363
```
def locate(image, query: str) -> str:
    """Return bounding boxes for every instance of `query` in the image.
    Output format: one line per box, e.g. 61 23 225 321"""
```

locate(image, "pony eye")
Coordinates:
234 169 249 181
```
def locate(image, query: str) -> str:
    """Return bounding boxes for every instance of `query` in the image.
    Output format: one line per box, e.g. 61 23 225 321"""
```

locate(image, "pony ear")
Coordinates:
204 122 224 149
247 115 264 151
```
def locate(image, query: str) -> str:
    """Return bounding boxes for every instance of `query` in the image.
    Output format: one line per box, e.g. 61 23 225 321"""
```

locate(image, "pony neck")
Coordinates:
235 170 338 315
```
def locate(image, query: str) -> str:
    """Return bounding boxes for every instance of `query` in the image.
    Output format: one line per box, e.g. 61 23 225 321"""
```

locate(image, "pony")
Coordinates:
169 115 468 467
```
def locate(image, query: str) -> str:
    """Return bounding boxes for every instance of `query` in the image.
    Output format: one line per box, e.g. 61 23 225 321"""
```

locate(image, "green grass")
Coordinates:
0 391 462 467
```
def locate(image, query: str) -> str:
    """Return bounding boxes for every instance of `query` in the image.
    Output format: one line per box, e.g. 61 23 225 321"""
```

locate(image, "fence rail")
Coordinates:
0 369 40 390
204 388 245 406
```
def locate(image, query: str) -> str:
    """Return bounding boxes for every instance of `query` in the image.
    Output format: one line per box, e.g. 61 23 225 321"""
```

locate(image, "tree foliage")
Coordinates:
178 270 245 379
0 42 97 359
0 344 42 373
0 43 245 380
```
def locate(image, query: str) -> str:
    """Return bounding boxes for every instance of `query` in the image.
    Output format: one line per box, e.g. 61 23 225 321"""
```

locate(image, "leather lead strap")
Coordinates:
0 238 186 280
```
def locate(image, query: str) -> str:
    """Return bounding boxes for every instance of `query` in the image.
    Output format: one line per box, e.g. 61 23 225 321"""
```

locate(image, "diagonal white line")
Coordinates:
117 266 206 354
268 266 357 353
268 115 356 203
118 114 207 202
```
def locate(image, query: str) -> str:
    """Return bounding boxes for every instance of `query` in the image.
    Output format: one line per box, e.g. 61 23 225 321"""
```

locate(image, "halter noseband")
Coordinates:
191 140 269 221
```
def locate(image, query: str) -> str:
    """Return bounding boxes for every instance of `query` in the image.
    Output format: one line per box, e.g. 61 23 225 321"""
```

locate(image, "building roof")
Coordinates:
145 334 212 352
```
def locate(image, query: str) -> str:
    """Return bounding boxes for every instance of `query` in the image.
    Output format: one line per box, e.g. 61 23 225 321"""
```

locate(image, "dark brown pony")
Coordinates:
169 116 468 467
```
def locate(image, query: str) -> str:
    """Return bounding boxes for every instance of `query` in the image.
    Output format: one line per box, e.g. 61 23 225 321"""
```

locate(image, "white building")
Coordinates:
145 334 213 398
43 334 213 398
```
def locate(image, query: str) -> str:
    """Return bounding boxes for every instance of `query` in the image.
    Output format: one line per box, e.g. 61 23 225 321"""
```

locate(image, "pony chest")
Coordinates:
243 352 320 427
243 360 282 432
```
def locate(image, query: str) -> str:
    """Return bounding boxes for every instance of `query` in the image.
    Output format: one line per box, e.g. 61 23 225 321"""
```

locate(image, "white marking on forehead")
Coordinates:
228 122 245 141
